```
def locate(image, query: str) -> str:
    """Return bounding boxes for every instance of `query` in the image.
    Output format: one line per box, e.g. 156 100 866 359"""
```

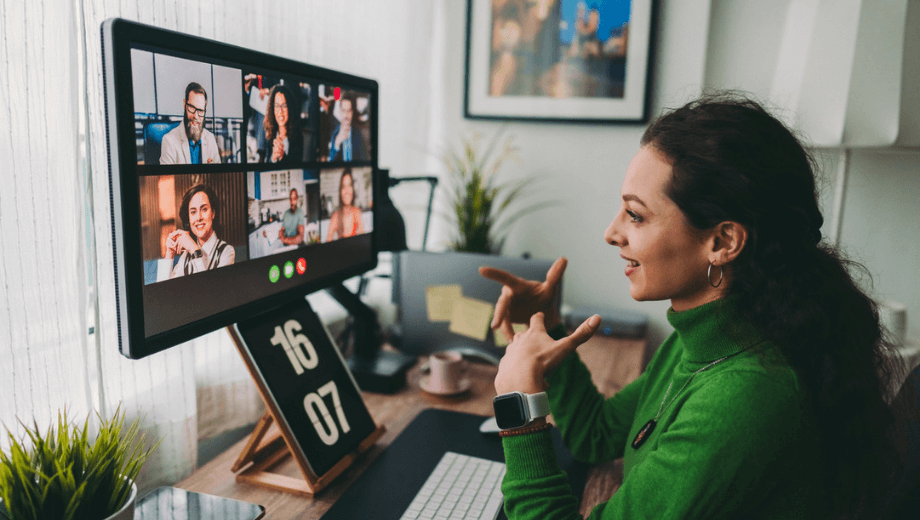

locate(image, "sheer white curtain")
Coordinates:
1 0 444 492
0 0 92 441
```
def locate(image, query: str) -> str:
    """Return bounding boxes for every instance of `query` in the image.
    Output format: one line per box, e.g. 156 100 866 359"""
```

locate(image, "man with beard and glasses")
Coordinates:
159 82 222 165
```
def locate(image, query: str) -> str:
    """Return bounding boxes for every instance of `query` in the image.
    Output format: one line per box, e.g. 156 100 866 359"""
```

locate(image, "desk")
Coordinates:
176 334 647 519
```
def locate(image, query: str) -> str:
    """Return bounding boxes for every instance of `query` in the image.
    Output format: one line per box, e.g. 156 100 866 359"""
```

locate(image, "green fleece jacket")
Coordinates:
500 298 826 519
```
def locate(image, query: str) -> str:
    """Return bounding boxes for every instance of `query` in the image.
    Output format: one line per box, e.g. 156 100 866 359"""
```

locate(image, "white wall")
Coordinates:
420 0 920 350
828 149 920 344
705 0 920 345
426 0 713 346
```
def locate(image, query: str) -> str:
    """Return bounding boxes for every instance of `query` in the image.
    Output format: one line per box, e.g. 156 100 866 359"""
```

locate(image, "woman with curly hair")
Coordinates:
482 93 907 519
262 83 303 164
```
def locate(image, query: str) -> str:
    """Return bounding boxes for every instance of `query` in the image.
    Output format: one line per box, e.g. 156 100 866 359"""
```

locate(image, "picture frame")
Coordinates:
464 0 656 124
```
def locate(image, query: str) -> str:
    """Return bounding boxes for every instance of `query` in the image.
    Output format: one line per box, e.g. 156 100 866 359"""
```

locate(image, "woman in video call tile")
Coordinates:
325 168 364 241
261 84 303 164
160 184 235 279
327 94 368 161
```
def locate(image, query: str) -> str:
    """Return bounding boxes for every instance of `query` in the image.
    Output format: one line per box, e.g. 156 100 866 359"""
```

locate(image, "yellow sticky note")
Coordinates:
426 284 463 322
448 296 495 342
493 323 529 348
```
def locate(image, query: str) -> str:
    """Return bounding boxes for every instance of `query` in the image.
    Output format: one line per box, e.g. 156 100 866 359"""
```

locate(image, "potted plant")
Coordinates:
0 406 159 520
442 129 552 254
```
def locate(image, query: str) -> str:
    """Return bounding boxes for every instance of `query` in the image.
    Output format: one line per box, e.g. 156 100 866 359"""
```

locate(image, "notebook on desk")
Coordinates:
320 409 587 520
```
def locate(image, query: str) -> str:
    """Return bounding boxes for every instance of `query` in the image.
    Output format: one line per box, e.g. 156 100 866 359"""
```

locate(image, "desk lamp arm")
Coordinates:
326 282 415 394
388 176 438 252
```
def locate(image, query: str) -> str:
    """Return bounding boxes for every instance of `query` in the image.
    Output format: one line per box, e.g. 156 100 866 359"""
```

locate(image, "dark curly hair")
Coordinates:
641 92 905 519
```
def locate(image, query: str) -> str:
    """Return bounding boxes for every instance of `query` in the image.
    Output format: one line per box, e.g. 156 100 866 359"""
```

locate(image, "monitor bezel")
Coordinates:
102 18 379 359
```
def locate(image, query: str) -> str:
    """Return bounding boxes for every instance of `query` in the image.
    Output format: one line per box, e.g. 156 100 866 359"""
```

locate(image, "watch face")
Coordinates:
493 393 528 429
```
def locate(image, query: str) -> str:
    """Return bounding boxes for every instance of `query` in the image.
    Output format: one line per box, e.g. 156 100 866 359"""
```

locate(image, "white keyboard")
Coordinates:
399 451 506 520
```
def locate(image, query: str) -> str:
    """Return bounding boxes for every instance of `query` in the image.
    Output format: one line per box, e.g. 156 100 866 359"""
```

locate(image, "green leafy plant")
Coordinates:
0 406 159 520
442 129 551 254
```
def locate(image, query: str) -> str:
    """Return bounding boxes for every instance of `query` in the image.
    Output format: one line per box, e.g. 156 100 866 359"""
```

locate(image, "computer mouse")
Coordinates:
479 416 500 435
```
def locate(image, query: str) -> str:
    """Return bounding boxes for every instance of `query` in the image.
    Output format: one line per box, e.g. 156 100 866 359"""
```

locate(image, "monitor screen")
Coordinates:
102 19 378 359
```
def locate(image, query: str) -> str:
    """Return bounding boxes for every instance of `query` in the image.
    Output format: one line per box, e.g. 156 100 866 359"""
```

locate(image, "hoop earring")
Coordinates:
708 263 723 288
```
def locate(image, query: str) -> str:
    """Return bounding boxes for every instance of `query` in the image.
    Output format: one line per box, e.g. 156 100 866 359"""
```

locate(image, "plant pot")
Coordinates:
103 481 137 520
0 483 136 520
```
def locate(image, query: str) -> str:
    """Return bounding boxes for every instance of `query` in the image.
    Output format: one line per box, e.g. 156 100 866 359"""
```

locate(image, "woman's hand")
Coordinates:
271 136 285 162
165 229 189 258
494 312 600 395
165 231 178 259
171 230 198 256
479 257 567 343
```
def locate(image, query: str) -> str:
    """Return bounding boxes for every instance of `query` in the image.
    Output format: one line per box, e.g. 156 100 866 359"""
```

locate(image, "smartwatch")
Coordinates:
189 248 203 260
492 391 550 430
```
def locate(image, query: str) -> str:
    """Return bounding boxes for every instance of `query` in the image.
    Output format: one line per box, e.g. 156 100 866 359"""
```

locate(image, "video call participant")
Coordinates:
160 82 221 165
159 184 235 280
279 188 305 246
262 84 303 164
327 94 368 161
243 73 269 162
325 168 364 241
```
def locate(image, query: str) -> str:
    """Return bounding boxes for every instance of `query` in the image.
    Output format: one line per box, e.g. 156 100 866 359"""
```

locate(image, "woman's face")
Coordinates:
188 191 214 242
340 174 355 206
604 146 716 311
273 92 288 128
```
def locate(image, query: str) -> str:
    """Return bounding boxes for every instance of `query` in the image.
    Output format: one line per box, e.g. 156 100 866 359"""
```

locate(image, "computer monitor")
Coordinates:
393 251 559 364
102 19 379 359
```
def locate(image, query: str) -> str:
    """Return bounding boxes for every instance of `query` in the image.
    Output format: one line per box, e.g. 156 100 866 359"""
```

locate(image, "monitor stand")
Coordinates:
326 283 415 394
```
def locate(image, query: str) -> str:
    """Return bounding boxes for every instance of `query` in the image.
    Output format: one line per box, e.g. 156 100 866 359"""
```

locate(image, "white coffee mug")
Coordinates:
428 351 464 393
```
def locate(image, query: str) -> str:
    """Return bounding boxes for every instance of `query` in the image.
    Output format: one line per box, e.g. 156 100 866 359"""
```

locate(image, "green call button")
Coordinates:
269 265 281 283
284 261 295 279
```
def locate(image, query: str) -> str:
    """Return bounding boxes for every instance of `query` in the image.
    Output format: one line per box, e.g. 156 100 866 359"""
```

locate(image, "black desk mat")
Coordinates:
320 408 587 520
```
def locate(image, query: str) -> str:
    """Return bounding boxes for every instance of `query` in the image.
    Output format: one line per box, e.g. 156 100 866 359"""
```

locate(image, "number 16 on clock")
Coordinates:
233 299 379 480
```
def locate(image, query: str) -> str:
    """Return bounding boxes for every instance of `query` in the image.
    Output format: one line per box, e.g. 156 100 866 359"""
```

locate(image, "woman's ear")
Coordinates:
709 221 747 266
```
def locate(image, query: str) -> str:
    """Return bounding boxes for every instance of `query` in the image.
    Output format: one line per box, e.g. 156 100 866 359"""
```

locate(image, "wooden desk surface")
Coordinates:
176 334 647 519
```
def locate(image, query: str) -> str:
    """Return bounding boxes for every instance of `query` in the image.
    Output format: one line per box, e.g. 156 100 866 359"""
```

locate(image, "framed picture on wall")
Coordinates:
464 0 656 124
